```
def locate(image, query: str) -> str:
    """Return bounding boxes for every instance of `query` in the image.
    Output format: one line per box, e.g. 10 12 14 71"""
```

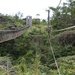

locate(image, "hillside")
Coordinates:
0 0 75 75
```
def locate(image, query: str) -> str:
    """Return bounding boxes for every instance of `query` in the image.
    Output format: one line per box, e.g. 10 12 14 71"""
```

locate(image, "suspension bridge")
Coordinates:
0 16 32 43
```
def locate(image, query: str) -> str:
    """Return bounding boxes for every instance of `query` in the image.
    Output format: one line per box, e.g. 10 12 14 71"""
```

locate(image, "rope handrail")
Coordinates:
53 25 75 32
46 0 62 75
0 26 29 31
0 26 30 33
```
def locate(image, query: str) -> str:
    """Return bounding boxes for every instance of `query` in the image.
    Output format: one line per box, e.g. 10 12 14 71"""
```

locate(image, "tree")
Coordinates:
50 0 75 30
32 18 40 25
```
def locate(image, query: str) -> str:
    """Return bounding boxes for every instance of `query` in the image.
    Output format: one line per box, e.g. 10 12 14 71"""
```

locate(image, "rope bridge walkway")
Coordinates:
0 16 32 43
0 26 29 43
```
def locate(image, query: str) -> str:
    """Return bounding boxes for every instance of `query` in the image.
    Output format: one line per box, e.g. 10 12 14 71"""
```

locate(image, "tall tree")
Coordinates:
50 0 75 30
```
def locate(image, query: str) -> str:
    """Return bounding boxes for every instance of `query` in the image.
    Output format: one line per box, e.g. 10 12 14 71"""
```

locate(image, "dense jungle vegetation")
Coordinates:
0 0 75 75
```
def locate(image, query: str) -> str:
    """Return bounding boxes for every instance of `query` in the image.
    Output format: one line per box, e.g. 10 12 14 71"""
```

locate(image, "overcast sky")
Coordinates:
0 0 67 19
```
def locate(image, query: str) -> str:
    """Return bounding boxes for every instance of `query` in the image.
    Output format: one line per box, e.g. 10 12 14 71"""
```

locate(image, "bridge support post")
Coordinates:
26 16 32 28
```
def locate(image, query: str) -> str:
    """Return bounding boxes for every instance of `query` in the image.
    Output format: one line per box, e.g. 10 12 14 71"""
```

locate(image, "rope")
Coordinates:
46 1 62 74
57 0 62 8
53 25 75 32
47 30 61 75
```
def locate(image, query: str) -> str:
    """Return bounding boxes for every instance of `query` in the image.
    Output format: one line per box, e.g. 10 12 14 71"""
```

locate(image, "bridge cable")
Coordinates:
47 15 61 75
57 0 62 8
53 25 75 32
46 0 62 75
47 30 61 75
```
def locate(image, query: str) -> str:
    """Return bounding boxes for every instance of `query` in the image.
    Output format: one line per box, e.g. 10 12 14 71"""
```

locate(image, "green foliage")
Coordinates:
53 30 75 46
32 18 40 25
0 57 12 75
0 23 75 74
0 1 75 74
0 12 24 29
50 55 75 75
41 19 47 25
50 0 75 30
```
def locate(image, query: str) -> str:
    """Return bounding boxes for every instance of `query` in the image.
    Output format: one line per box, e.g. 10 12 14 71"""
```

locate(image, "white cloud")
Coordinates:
0 0 67 19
